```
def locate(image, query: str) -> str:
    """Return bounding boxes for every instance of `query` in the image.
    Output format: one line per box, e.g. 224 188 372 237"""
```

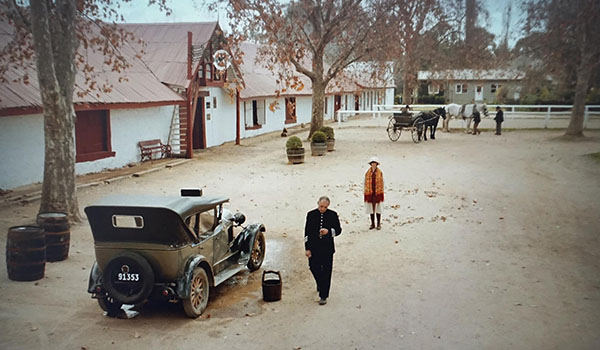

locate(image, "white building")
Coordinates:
0 22 184 190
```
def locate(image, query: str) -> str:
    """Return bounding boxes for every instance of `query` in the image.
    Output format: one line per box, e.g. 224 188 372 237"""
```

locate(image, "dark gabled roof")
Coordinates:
120 22 218 88
0 20 184 114
418 69 525 81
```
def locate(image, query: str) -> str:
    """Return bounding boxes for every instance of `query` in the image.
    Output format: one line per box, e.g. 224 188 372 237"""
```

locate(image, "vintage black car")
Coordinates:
85 189 266 318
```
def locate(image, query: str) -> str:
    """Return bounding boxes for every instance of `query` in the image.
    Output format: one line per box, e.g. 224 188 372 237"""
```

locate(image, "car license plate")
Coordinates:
117 272 140 282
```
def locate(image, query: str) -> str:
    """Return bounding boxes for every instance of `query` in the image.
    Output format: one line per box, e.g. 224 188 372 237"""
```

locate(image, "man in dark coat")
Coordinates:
304 196 342 305
494 106 504 135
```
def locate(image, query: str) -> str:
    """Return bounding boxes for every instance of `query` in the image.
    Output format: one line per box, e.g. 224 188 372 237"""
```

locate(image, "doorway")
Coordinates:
475 85 483 101
192 97 205 149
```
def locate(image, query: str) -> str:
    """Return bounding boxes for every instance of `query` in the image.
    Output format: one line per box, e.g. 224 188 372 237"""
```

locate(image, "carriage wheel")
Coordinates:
411 117 424 144
387 118 401 142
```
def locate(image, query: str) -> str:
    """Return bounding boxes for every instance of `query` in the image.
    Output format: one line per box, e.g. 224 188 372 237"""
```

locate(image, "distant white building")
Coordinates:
417 69 524 104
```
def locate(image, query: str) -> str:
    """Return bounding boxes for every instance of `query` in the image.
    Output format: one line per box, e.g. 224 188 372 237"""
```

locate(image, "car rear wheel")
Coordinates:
182 267 209 318
247 232 265 271
102 251 155 304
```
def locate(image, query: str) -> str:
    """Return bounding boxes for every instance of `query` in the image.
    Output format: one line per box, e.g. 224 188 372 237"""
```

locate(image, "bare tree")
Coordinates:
213 0 387 138
523 0 600 137
1 1 169 221
385 0 445 104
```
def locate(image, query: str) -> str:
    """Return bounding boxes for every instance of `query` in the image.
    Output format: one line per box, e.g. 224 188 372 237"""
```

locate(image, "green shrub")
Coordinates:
318 126 335 140
417 95 446 104
311 131 327 143
286 136 303 149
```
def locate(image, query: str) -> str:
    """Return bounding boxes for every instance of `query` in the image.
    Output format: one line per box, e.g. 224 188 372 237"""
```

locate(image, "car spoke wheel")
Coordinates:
387 119 401 141
97 296 123 313
247 232 266 271
183 267 209 318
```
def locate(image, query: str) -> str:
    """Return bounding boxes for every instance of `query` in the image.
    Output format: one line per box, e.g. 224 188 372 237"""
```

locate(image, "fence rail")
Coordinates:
336 104 600 129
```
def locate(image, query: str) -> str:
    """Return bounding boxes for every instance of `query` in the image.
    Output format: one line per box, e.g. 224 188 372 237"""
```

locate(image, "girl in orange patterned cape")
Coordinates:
364 156 384 229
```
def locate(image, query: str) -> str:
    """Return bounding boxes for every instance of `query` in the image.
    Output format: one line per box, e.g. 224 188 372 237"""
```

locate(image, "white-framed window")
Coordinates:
491 84 502 93
428 84 440 95
244 99 266 129
456 84 468 94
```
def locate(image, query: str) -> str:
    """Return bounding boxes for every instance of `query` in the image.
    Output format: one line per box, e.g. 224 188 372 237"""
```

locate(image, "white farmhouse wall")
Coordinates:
204 87 237 148
0 113 45 189
241 95 313 139
295 96 312 124
76 106 173 174
0 105 174 190
241 97 282 139
324 95 333 119
385 87 395 105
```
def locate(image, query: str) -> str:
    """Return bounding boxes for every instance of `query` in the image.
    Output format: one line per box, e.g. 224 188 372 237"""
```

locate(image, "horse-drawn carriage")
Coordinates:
386 111 425 143
386 107 446 143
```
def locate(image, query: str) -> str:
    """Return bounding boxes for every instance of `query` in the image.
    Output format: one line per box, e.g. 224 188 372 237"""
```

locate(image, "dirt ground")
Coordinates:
1 116 599 350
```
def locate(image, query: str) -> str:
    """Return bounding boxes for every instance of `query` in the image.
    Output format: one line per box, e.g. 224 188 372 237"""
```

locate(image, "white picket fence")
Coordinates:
335 104 600 129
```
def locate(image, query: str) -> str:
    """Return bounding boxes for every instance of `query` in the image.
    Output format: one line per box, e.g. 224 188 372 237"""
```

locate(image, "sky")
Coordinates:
120 0 523 47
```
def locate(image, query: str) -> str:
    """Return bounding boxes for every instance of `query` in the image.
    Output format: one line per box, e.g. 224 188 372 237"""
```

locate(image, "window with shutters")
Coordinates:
75 110 115 162
285 97 296 124
244 99 265 129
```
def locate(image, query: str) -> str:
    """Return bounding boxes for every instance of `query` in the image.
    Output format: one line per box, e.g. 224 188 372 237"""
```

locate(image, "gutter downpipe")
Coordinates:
236 89 241 145
186 31 193 158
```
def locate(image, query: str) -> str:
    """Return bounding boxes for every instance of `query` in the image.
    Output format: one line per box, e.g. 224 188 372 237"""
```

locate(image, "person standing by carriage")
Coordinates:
364 156 384 230
494 106 504 135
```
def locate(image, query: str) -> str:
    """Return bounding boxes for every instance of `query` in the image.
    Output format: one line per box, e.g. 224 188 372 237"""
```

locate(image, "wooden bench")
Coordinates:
138 139 171 161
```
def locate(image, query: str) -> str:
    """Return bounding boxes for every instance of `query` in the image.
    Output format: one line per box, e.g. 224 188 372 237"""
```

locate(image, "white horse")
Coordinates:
443 103 463 132
444 103 489 133
462 103 489 133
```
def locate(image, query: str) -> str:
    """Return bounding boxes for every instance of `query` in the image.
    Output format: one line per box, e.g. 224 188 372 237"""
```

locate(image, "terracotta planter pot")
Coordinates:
311 142 327 156
286 148 305 164
326 139 335 152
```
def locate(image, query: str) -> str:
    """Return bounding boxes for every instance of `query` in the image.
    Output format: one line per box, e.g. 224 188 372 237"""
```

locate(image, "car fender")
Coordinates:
233 223 265 256
87 261 102 294
177 254 214 299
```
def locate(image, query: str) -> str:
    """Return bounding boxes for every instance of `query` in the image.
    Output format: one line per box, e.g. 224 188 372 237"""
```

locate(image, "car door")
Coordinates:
184 210 215 259
209 207 229 265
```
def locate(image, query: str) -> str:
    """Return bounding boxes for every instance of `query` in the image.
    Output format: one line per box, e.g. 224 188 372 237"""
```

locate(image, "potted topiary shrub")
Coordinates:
286 136 305 164
310 131 327 156
319 126 335 151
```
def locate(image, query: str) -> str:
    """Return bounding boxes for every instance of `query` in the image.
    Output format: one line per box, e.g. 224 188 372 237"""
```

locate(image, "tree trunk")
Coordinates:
565 54 592 137
30 0 80 221
402 78 411 105
402 64 417 105
309 79 326 139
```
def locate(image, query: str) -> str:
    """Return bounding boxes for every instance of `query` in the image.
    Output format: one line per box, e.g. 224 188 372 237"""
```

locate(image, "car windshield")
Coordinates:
185 209 216 239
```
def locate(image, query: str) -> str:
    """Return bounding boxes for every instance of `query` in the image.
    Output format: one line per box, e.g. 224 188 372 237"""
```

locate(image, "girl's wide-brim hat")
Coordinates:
368 156 380 165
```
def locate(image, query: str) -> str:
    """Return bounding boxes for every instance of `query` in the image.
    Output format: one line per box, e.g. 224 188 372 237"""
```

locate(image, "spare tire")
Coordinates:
102 251 154 304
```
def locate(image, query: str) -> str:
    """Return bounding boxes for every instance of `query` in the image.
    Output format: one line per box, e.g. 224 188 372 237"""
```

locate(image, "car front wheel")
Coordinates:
247 232 265 271
182 267 209 318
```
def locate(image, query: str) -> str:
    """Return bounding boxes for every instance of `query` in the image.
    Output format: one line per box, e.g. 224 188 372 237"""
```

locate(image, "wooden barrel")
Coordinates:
286 147 305 164
6 226 46 281
326 139 335 152
310 142 327 156
37 212 70 262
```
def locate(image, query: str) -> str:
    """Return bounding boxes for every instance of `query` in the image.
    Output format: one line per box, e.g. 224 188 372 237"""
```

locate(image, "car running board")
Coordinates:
213 264 246 287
